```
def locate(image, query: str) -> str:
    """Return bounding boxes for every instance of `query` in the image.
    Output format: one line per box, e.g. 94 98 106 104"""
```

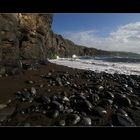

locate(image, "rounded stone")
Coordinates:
62 96 70 102
48 110 59 119
30 87 36 95
84 100 93 109
114 113 136 126
58 120 66 126
94 106 107 117
104 91 114 99
26 80 34 84
96 85 104 91
42 96 51 104
51 101 64 111
0 104 7 110
92 94 100 102
40 84 44 88
80 117 92 126
66 114 80 126
24 123 31 127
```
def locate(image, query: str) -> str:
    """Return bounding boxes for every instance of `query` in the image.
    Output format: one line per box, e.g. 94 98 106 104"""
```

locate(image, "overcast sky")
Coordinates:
53 13 140 54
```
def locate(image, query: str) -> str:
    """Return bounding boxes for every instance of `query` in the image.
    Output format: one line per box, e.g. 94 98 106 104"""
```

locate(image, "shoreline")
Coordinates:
0 61 140 126
49 58 140 76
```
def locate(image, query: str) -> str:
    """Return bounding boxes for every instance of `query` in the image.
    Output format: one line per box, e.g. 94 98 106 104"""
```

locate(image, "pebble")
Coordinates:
48 110 59 119
7 100 12 104
124 84 128 88
66 114 81 125
58 120 66 126
22 91 30 100
80 117 92 126
66 81 70 85
5 74 8 77
63 96 69 102
121 97 131 106
65 109 74 114
48 72 52 76
30 87 36 95
94 106 107 117
81 112 87 116
112 105 118 110
115 95 132 107
48 89 51 92
106 99 113 105
131 99 139 106
42 96 51 104
17 91 22 95
51 101 64 111
42 110 47 114
117 109 128 117
96 85 104 91
104 91 114 99
98 99 113 108
21 111 25 114
24 88 28 92
56 77 63 86
52 95 58 101
92 94 100 102
78 95 86 100
126 87 133 93
0 104 7 110
24 123 31 127
26 80 34 84
29 98 34 103
40 84 44 88
115 113 136 126
84 100 93 110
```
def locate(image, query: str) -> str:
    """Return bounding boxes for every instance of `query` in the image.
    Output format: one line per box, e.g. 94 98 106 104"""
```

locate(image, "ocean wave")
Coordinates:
49 57 140 75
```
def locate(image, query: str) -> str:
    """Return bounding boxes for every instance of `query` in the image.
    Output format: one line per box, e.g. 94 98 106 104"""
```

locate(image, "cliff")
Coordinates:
0 13 53 60
0 13 85 61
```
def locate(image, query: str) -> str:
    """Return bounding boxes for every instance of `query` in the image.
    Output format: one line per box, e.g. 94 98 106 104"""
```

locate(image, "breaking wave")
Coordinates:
49 57 140 75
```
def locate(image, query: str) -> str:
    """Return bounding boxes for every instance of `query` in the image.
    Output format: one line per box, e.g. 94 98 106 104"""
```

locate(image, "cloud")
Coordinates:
62 22 140 54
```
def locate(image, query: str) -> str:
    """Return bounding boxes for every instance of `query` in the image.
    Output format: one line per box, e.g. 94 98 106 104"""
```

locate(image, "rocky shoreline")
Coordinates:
0 61 140 126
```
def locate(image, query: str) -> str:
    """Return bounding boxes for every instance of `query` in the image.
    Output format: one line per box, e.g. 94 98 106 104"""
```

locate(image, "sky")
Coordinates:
52 13 140 54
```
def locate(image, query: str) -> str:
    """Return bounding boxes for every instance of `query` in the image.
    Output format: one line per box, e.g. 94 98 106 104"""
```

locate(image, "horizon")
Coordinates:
53 13 140 54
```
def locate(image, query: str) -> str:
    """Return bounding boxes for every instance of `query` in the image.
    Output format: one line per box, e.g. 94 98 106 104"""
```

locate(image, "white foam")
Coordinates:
49 58 140 75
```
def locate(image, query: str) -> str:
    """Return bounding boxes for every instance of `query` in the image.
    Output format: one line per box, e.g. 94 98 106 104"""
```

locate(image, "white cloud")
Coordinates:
62 22 140 54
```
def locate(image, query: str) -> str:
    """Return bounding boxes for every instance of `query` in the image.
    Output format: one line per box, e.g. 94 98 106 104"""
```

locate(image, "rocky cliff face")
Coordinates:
0 13 85 61
0 13 54 61
48 33 85 58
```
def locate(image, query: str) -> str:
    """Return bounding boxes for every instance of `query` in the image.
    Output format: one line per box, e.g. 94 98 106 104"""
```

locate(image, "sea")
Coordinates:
49 56 140 76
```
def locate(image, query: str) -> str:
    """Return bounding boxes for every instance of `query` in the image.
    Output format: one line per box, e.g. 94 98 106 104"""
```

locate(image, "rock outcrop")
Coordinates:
0 13 85 61
47 33 85 58
0 13 53 61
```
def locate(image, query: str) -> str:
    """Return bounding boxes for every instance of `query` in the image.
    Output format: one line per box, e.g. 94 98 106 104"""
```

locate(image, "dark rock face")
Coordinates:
47 33 85 58
0 13 85 62
0 14 53 75
0 14 19 61
0 13 53 61
18 14 53 60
